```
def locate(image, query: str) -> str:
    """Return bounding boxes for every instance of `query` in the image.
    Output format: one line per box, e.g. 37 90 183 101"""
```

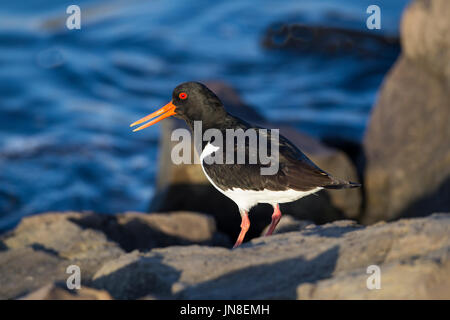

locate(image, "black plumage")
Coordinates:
131 81 360 248
171 82 359 192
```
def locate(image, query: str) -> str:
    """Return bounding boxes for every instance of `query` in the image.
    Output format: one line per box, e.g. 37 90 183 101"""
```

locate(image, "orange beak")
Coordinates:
130 100 176 132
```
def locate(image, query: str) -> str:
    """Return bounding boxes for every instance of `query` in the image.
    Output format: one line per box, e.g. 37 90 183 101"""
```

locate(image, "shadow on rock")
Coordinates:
92 252 181 300
396 177 450 221
29 243 60 257
70 213 229 252
178 245 339 299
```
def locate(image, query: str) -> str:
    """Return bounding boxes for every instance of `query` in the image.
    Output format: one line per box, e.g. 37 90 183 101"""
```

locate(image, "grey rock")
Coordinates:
20 282 112 300
92 213 450 299
71 211 230 251
0 247 67 299
363 0 450 223
0 211 227 299
363 58 450 223
297 252 450 299
92 250 179 299
2 211 228 253
261 215 314 236
2 212 124 280
402 0 450 87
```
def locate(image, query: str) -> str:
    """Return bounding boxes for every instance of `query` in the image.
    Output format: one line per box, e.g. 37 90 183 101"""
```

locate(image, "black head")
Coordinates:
171 82 227 128
130 81 227 132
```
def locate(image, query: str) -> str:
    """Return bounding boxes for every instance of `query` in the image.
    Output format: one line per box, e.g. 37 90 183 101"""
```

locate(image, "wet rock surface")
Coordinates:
2 211 447 299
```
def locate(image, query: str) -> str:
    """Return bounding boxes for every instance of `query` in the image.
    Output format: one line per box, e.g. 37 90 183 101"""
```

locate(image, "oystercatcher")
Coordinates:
131 82 360 248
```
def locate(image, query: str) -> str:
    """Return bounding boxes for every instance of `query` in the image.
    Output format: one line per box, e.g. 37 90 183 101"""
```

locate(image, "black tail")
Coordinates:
324 178 361 189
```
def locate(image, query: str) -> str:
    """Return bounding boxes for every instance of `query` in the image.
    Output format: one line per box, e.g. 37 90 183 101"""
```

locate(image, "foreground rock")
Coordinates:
261 215 313 236
2 212 448 299
0 247 69 299
363 0 450 223
21 283 112 300
1 212 124 299
92 213 450 299
150 81 361 241
0 211 228 299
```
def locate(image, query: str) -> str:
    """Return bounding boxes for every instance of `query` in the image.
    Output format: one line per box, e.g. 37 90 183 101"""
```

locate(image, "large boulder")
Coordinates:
402 0 450 87
150 81 361 241
2 212 124 282
363 0 450 223
92 213 450 300
70 211 230 251
3 211 228 252
0 211 227 299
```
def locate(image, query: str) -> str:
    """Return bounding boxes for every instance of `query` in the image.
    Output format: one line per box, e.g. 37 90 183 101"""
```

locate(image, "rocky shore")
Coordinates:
1 211 449 299
1 0 449 300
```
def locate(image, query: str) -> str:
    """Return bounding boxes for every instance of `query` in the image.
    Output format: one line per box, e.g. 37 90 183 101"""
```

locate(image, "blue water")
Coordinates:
0 0 409 230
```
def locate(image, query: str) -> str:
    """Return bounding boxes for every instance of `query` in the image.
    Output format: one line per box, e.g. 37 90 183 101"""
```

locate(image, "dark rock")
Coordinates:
149 81 361 242
363 0 450 223
262 23 400 59
92 214 450 299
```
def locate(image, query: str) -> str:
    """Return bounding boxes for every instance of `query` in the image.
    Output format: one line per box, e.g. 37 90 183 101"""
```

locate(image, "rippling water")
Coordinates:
0 0 409 230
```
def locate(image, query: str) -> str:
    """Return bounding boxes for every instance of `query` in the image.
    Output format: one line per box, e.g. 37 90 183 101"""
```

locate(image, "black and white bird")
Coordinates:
131 82 360 248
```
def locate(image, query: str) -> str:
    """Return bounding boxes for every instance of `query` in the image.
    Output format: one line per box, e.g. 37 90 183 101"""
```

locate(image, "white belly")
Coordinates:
199 143 322 212
222 187 322 212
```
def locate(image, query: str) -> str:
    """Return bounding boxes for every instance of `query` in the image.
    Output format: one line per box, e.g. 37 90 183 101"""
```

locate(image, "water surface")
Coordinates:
0 0 409 230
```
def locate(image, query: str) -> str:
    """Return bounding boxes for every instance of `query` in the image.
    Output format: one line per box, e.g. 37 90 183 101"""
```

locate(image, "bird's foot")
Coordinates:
233 211 250 248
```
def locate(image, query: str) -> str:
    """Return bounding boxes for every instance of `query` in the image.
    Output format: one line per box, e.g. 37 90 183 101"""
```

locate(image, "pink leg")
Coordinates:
233 210 250 248
265 204 282 236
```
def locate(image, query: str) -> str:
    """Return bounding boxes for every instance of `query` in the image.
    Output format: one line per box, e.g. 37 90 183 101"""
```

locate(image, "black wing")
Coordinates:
201 125 345 192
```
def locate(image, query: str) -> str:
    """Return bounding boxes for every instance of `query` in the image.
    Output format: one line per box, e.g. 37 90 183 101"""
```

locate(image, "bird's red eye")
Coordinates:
179 92 187 100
